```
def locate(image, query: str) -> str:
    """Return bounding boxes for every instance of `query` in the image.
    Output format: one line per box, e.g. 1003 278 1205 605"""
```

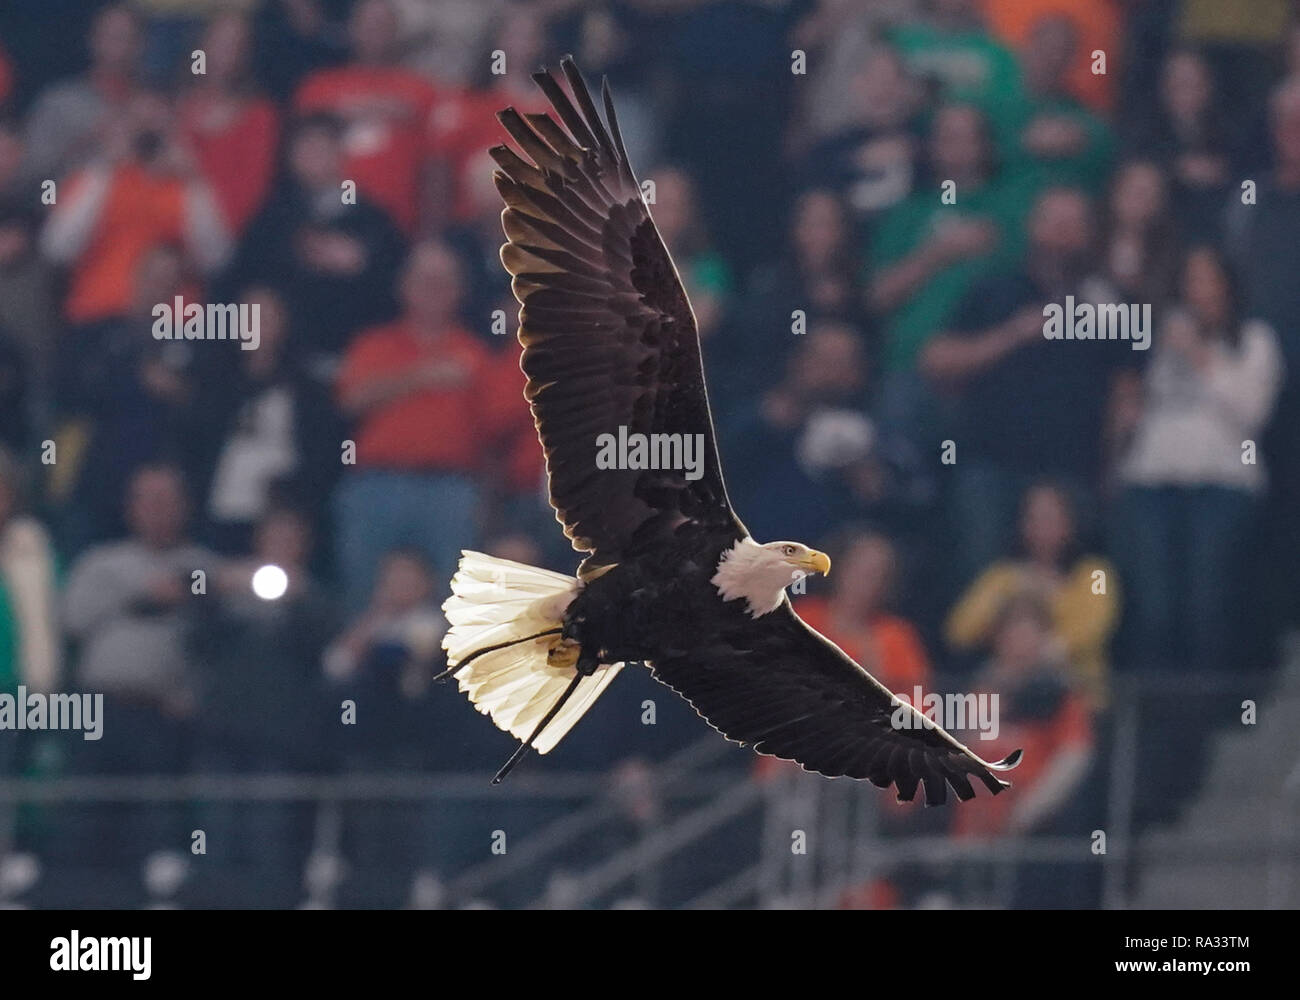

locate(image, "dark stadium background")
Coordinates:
0 0 1296 910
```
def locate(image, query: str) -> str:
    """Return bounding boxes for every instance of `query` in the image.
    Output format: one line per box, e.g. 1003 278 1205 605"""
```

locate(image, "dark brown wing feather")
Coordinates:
494 57 739 575
649 601 1023 804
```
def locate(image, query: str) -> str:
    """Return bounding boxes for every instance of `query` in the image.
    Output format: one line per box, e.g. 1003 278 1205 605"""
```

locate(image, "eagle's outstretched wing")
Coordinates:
493 57 740 577
649 600 1022 803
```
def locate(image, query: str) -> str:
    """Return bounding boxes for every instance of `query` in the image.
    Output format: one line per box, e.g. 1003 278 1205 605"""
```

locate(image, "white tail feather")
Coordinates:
441 551 623 753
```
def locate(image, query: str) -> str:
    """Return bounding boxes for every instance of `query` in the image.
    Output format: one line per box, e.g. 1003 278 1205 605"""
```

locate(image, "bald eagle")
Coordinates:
441 58 1022 804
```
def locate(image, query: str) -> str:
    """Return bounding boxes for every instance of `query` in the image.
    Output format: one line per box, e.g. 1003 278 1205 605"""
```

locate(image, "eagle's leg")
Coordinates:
491 671 584 785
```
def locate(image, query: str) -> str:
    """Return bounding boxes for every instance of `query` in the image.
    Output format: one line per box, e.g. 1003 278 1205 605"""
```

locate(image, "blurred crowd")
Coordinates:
0 0 1297 908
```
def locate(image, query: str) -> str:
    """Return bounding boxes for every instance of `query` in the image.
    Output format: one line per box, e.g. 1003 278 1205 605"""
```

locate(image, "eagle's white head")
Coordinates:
711 538 832 618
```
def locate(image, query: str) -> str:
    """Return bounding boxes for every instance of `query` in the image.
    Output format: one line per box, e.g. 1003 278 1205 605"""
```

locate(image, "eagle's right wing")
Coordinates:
650 601 1023 804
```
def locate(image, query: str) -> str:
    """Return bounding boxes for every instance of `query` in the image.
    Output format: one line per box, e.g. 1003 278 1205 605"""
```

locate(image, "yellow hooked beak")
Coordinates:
800 550 832 576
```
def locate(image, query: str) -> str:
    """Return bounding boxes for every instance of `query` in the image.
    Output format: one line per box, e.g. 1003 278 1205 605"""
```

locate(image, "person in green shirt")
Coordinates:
868 103 1027 375
890 0 1026 149
1006 15 1115 198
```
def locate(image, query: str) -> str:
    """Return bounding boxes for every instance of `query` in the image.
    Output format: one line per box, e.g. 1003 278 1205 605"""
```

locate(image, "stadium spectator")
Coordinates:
195 284 343 554
734 188 870 405
867 103 1023 439
294 0 440 233
0 121 57 440
953 591 1095 840
322 546 445 904
724 322 877 544
920 186 1130 582
225 111 405 366
0 448 60 854
1009 15 1113 195
889 0 1025 146
980 0 1122 111
39 89 231 327
1094 159 1181 311
799 46 923 229
1226 80 1300 632
946 480 1118 710
189 505 333 907
1113 245 1283 672
332 240 519 610
1132 49 1238 241
58 243 204 551
62 464 217 875
21 3 143 183
178 10 280 237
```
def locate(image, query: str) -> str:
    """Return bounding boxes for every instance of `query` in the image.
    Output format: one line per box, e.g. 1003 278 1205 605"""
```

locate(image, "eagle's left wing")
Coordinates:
649 601 1022 803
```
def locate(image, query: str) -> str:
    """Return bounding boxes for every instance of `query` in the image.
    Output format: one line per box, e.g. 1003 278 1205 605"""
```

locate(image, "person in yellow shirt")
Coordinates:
946 480 1118 710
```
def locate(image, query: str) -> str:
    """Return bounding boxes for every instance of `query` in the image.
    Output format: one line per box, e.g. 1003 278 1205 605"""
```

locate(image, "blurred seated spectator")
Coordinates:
195 285 342 555
0 121 58 439
1226 81 1300 631
1131 49 1239 241
427 3 554 228
224 110 404 368
980 0 1121 111
867 103 1024 438
1008 15 1113 195
725 323 924 543
795 529 932 695
921 187 1131 582
953 591 1094 839
21 3 143 184
1093 159 1180 312
294 0 440 234
59 244 199 550
61 464 218 876
1112 245 1283 672
322 546 444 904
946 480 1118 710
797 46 924 226
0 447 60 854
178 10 280 237
333 239 520 610
888 0 1025 146
734 188 872 404
39 89 231 327
189 505 334 906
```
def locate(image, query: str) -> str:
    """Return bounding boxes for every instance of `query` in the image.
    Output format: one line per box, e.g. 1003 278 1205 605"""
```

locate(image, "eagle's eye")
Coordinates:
781 545 797 557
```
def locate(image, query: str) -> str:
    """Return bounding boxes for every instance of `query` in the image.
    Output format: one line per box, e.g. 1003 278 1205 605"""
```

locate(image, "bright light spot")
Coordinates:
252 564 289 600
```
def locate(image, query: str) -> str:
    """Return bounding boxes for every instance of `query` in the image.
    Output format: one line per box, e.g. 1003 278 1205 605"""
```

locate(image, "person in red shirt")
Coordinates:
426 4 553 225
178 11 280 236
39 90 231 326
333 239 519 610
294 0 441 233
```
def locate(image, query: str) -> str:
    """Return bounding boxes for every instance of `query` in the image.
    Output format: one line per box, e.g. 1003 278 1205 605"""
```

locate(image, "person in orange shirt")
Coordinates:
333 239 520 611
294 0 441 233
951 591 1095 842
177 11 280 237
39 90 231 327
